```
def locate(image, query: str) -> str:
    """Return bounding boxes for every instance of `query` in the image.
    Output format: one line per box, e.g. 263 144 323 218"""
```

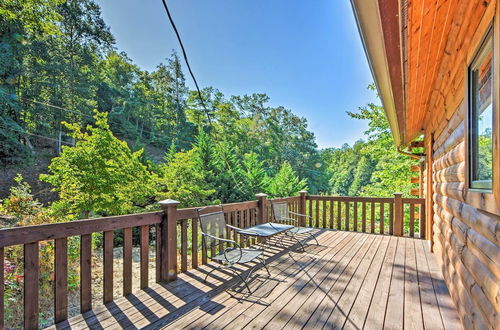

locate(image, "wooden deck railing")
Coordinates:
0 192 424 329
303 192 425 238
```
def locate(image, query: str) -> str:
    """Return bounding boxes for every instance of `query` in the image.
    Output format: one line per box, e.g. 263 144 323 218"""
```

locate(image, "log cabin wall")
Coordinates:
429 104 500 329
422 2 500 328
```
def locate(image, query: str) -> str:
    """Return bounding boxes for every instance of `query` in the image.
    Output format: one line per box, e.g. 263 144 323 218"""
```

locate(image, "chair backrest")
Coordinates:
272 201 289 222
198 210 228 250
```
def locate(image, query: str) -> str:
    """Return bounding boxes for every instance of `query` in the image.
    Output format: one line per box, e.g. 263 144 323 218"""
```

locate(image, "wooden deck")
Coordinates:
50 229 461 330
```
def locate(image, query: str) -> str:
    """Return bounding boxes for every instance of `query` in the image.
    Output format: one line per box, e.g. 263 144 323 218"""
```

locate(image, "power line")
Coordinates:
159 0 257 195
0 124 74 146
0 90 159 138
160 0 212 126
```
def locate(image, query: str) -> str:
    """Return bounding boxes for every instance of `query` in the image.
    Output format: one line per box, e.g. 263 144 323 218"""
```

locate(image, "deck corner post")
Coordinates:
159 199 180 282
299 190 308 226
256 193 268 224
394 193 403 236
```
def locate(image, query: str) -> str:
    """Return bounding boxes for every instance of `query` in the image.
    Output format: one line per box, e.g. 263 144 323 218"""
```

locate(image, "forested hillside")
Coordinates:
1 0 417 220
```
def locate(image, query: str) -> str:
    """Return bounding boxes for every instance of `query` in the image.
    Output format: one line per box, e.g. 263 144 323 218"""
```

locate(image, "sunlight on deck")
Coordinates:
49 230 461 330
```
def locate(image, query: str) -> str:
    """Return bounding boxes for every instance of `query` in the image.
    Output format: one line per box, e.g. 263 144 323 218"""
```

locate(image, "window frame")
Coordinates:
467 27 494 192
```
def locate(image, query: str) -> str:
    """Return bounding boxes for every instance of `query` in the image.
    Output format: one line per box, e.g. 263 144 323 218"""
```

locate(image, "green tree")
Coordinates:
40 111 156 217
0 0 64 166
157 148 215 207
266 161 307 198
241 152 269 196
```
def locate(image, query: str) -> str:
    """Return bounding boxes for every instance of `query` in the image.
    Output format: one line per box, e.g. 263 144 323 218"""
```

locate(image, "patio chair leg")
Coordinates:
258 257 271 276
277 233 288 249
287 232 306 252
228 267 252 293
296 238 306 252
204 264 224 283
309 233 319 246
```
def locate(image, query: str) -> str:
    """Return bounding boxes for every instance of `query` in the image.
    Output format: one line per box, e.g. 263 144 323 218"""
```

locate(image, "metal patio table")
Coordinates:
236 222 295 253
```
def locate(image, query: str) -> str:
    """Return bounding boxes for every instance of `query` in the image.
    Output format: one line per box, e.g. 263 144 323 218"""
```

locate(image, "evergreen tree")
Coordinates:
157 149 215 207
40 111 156 218
266 161 307 198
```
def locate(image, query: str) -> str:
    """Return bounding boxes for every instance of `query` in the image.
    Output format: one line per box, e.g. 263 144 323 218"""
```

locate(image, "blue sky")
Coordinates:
96 0 378 149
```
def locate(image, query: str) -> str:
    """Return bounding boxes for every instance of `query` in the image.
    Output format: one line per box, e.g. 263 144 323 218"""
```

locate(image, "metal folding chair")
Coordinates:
197 207 270 293
271 201 319 251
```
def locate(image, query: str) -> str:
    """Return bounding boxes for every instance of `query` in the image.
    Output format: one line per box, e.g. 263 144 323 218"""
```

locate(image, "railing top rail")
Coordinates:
306 195 395 203
402 197 426 204
176 200 259 220
0 211 163 248
267 196 300 203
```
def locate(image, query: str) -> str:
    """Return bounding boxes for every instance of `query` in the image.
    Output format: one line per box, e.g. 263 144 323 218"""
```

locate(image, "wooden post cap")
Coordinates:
255 193 268 198
158 199 180 209
299 190 308 194
393 192 403 196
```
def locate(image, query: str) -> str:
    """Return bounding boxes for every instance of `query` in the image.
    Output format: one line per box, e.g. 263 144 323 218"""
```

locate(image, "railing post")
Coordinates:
394 193 403 236
256 193 268 224
159 199 180 282
299 190 307 227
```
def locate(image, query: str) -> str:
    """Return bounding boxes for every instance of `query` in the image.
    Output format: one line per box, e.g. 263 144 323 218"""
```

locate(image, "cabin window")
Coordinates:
468 29 494 190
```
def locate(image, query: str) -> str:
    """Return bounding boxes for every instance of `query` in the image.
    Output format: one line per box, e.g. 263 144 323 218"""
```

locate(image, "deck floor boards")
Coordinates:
49 230 461 330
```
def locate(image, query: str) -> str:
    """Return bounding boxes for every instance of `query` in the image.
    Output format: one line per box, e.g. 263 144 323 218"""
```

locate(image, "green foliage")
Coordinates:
477 131 493 180
324 85 417 197
266 162 307 198
1 0 416 214
40 111 156 217
241 152 270 195
157 148 215 207
0 175 80 328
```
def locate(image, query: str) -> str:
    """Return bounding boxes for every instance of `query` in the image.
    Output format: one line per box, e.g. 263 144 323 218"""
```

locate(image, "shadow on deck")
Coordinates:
49 229 461 330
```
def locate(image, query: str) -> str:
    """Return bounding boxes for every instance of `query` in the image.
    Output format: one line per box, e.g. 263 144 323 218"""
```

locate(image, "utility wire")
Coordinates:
0 90 159 138
2 91 325 176
0 124 74 146
160 0 212 126
159 0 256 196
159 2 327 193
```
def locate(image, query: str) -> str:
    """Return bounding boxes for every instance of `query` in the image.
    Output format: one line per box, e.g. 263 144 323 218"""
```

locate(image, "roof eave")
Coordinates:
350 0 405 146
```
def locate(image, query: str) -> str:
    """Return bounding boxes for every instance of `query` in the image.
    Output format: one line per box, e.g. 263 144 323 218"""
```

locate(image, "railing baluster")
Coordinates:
123 227 132 295
362 202 367 232
337 200 341 230
353 201 358 232
80 234 92 312
380 203 385 234
54 237 68 323
238 211 244 248
309 198 313 227
0 247 3 330
201 236 207 265
244 209 249 245
192 218 198 269
420 202 426 239
410 203 415 237
295 200 299 222
140 225 150 287
103 230 114 303
371 203 375 234
155 224 162 283
322 200 326 228
24 242 39 329
315 199 319 227
329 199 334 229
389 203 394 236
249 209 255 245
345 201 350 231
180 221 187 273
